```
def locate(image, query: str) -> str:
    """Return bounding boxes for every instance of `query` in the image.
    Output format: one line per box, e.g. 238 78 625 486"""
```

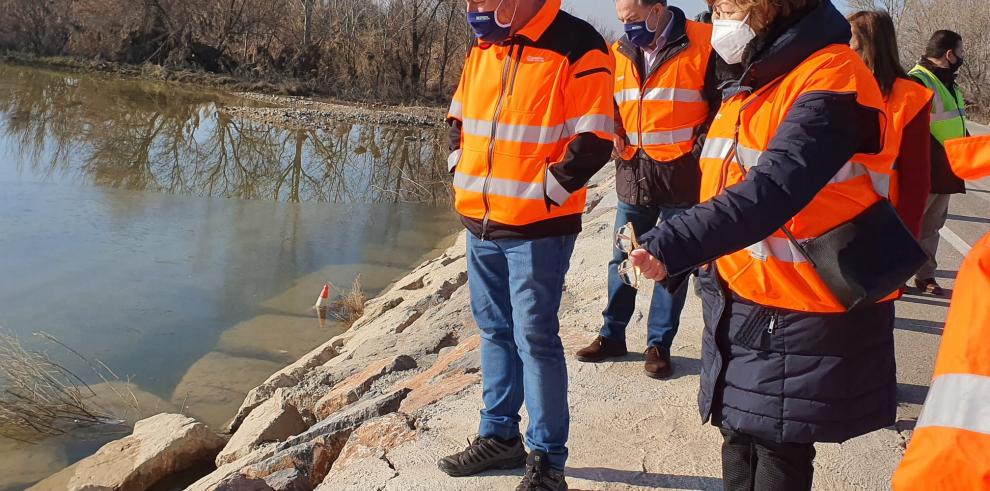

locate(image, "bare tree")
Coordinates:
0 0 474 103
846 0 988 122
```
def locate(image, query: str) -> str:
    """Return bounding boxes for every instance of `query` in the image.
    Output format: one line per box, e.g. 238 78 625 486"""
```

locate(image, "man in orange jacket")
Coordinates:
893 134 990 490
437 1 615 490
575 0 719 379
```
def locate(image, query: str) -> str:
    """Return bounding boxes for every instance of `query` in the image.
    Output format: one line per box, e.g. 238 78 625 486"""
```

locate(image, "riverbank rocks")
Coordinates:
240 437 338 488
390 335 482 414
332 413 417 469
313 355 416 420
315 414 417 490
217 390 309 466
29 413 225 491
281 388 410 450
187 444 279 491
229 341 339 432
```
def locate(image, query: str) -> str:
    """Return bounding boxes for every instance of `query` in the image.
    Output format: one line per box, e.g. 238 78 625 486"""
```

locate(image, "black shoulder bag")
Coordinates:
726 150 926 311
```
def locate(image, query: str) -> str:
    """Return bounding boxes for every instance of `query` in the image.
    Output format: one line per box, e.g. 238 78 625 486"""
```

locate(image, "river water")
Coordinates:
0 65 460 489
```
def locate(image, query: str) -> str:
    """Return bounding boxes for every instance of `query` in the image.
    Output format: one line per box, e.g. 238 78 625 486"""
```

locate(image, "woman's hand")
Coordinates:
629 248 667 281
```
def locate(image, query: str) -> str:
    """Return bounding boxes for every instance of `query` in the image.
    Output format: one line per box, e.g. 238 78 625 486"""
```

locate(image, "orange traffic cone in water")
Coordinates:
314 283 332 328
314 283 332 310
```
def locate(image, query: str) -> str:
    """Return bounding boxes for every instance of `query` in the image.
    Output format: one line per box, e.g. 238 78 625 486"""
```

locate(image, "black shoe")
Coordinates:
914 278 945 297
515 451 567 491
437 435 527 477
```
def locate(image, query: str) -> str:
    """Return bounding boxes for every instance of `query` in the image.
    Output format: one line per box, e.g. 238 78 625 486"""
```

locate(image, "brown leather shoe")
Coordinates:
575 336 627 363
644 347 673 379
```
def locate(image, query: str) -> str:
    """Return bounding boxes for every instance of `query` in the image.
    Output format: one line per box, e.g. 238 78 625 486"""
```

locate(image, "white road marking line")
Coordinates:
940 226 972 255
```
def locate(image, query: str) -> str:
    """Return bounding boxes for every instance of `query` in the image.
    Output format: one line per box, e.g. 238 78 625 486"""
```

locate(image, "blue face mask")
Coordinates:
467 1 515 44
624 9 658 48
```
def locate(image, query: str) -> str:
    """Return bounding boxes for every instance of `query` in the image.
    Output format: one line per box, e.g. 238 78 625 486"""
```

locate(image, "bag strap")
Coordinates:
714 77 818 268
722 156 818 268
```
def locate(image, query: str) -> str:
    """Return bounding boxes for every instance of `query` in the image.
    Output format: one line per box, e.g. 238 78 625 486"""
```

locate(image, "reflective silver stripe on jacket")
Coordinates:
545 168 571 206
702 138 892 198
746 237 811 263
841 162 892 198
933 108 967 123
736 145 764 168
614 87 705 105
700 137 734 160
449 100 463 120
565 114 615 137
453 172 544 200
699 137 763 168
628 127 696 146
461 115 612 145
917 373 990 436
914 70 966 124
447 149 462 173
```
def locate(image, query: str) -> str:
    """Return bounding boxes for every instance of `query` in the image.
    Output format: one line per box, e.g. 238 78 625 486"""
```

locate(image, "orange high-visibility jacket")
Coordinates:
447 0 615 240
892 233 990 490
893 134 990 490
698 44 893 312
613 21 713 162
861 79 933 208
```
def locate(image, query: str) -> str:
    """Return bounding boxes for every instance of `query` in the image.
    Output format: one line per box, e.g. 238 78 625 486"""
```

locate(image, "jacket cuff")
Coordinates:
545 166 572 206
448 149 462 174
639 224 700 277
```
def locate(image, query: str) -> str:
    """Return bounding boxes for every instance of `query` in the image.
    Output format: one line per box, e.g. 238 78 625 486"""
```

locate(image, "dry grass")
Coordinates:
0 329 134 442
327 275 367 324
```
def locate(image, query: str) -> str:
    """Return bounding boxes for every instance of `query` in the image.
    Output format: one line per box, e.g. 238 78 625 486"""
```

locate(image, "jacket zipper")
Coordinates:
481 44 520 240
767 311 778 334
634 31 688 147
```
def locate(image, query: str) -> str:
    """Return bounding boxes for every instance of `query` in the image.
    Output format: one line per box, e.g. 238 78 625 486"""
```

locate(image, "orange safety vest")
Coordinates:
944 134 990 180
613 21 713 162
893 134 990 490
861 78 933 207
447 0 614 233
698 44 892 313
892 234 990 490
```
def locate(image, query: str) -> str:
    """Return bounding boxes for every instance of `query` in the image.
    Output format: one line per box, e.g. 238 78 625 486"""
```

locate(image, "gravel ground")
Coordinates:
222 92 447 130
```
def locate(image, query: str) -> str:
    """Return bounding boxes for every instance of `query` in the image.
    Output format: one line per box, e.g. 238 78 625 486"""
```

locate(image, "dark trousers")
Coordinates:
720 428 816 491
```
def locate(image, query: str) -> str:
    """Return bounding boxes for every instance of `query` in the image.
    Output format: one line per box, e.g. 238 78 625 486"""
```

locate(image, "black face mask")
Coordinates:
950 56 965 72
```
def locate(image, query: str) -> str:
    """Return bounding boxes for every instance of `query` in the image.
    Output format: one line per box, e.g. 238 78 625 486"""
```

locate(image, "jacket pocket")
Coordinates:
615 157 640 204
731 304 776 349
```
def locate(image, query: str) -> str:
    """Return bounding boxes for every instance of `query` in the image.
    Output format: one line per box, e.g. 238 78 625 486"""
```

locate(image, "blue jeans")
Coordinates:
467 232 577 470
600 202 689 352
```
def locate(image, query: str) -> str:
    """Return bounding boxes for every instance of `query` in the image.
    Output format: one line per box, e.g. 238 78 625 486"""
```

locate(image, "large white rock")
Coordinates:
29 413 225 491
216 389 308 466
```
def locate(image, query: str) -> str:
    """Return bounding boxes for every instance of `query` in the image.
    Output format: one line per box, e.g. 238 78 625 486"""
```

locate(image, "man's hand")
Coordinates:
612 135 626 160
629 248 667 281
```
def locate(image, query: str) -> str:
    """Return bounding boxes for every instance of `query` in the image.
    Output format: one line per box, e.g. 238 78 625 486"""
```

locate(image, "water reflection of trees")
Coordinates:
0 67 451 203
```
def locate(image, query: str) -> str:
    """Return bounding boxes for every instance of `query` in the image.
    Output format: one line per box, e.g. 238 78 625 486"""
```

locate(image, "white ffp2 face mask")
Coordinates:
711 15 756 65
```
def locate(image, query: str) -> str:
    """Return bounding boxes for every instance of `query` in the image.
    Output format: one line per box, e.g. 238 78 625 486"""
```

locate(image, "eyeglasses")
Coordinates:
614 222 642 289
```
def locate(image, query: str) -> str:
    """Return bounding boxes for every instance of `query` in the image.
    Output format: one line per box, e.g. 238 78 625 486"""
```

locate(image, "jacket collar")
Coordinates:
616 6 688 62
918 58 958 90
511 0 560 43
722 0 850 96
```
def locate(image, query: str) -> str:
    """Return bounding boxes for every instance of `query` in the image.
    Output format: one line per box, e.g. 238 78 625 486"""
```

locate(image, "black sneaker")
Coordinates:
516 451 567 490
437 435 527 477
